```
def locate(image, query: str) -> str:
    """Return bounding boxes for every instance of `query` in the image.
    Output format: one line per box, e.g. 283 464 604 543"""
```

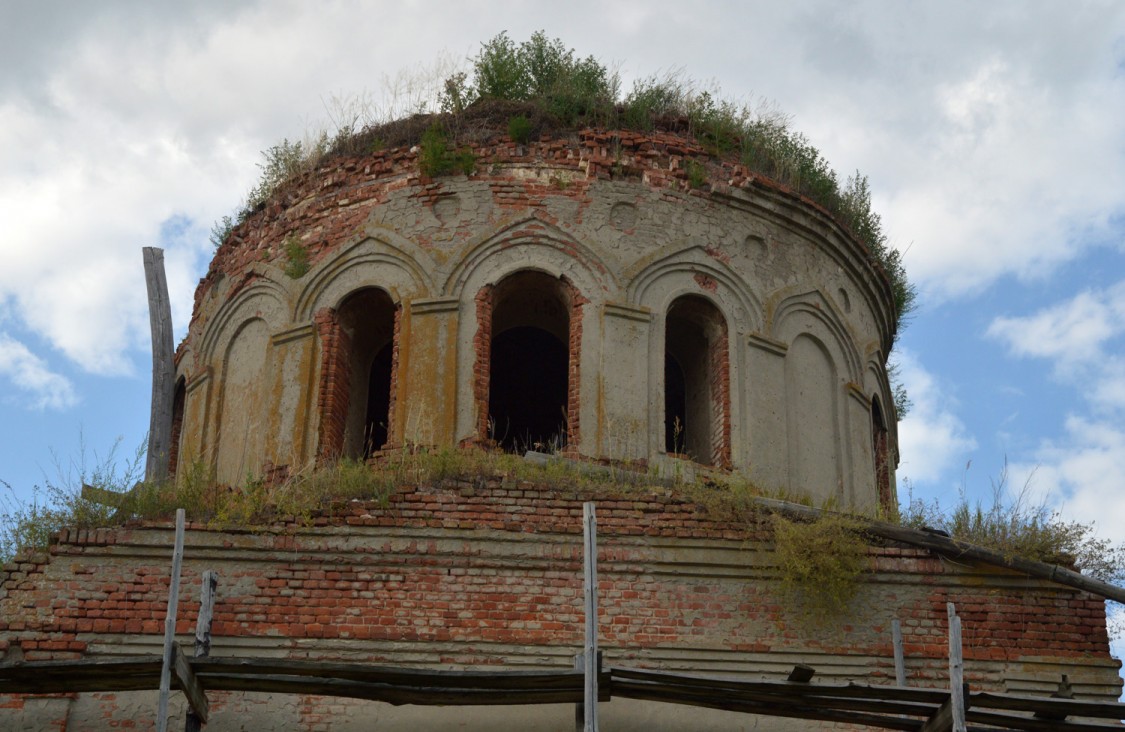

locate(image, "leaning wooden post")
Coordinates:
185 570 217 732
143 247 175 483
582 502 600 732
947 602 966 732
158 509 186 732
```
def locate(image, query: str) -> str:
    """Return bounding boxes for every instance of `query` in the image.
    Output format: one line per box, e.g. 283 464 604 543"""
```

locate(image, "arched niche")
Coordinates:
663 295 731 467
215 317 271 484
314 287 400 461
450 225 608 449
337 288 399 458
479 270 578 452
627 248 758 468
784 334 842 503
295 236 431 322
626 245 763 331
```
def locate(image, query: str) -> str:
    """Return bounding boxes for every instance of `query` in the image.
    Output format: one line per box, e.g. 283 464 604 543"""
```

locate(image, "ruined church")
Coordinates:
1 121 1120 730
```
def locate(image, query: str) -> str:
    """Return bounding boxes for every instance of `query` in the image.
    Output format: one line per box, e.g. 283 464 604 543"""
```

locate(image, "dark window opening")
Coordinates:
486 270 573 454
872 395 893 510
337 288 397 459
664 354 687 454
364 341 394 457
168 377 186 477
489 326 568 452
664 295 729 466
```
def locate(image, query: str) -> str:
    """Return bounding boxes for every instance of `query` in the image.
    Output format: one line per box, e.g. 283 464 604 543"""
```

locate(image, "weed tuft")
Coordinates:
900 461 1125 584
507 115 533 144
773 513 869 620
684 160 707 189
418 124 476 177
282 234 310 279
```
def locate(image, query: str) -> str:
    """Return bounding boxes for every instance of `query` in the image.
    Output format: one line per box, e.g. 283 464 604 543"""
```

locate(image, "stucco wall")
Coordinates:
1 479 1119 730
173 130 901 510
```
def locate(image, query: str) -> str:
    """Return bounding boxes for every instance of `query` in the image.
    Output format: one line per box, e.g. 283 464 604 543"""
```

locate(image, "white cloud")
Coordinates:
987 283 1125 366
893 350 977 485
785 5 1125 300
0 1 1123 381
987 282 1125 413
0 333 77 410
1009 416 1125 545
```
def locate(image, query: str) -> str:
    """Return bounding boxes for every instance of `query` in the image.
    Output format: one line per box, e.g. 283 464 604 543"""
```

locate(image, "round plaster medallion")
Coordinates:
745 233 768 257
609 202 637 231
433 194 461 223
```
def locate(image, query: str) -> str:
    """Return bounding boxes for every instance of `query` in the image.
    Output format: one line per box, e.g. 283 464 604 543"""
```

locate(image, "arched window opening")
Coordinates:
486 271 573 453
664 296 730 467
872 395 893 511
168 377 186 478
336 288 397 459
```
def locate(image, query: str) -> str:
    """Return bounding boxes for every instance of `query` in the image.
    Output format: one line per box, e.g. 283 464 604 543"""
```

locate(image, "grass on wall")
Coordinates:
5 444 1124 601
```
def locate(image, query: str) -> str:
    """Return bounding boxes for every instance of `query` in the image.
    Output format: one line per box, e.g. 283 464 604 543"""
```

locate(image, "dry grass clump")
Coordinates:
772 514 870 619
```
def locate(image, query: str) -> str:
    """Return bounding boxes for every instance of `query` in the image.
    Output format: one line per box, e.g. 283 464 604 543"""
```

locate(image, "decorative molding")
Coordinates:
603 302 652 323
747 333 788 357
411 297 460 315
185 368 212 395
846 381 871 408
271 323 316 346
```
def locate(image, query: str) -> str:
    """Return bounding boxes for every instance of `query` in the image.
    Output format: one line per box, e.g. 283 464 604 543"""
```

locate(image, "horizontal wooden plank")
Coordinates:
611 678 939 718
971 691 1125 719
192 658 588 690
5 655 1125 732
967 708 1125 731
608 667 951 704
197 674 590 706
611 680 920 731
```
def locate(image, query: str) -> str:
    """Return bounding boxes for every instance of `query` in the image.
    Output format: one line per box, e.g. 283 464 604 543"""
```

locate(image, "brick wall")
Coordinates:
471 285 493 441
314 307 351 461
384 304 402 449
708 317 731 469
564 278 586 451
185 129 894 328
1 478 1120 728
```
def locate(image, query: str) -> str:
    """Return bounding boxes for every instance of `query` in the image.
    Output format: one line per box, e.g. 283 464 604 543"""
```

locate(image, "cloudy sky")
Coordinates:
1 2 1124 550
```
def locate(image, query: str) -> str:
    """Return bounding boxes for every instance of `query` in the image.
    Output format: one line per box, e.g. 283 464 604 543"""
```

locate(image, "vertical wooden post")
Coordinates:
185 570 217 732
582 502 599 732
892 618 906 687
947 602 966 732
573 652 584 732
158 509 186 732
144 247 175 483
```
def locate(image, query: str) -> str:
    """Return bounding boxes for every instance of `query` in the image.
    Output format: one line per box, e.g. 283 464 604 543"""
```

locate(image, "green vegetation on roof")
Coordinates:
211 32 916 414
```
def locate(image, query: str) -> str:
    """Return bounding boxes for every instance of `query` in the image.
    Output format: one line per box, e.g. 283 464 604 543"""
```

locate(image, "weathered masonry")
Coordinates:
172 130 900 511
2 480 1121 730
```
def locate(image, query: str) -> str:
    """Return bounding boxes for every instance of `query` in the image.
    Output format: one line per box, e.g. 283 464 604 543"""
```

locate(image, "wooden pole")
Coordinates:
582 502 599 732
185 570 217 732
573 653 584 732
143 247 175 483
947 602 966 732
892 618 906 687
157 509 186 732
